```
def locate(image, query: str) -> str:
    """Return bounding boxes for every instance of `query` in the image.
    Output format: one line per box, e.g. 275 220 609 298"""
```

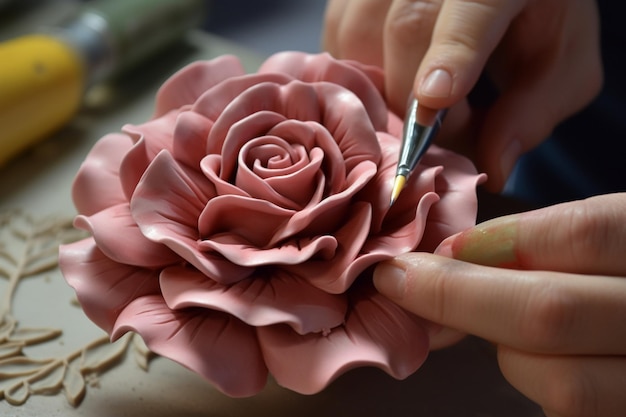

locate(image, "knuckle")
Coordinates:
518 282 577 351
385 0 441 47
560 202 614 269
432 0 503 53
425 258 468 323
542 369 598 417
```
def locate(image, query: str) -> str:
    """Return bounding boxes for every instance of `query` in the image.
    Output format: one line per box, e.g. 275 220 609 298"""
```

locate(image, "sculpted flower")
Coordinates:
59 52 485 397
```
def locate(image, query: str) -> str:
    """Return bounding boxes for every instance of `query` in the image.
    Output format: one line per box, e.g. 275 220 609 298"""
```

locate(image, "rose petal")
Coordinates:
350 190 440 273
417 146 487 250
283 202 372 294
213 111 288 181
111 295 267 397
201 155 250 198
119 109 181 199
269 160 377 246
215 115 344 203
258 286 429 395
154 56 247 117
258 52 388 131
192 73 294 137
59 238 161 333
237 137 324 209
198 194 294 248
198 232 337 266
72 133 132 216
172 110 214 169
160 266 347 334
131 151 251 284
74 203 179 267
211 81 381 176
266 120 345 197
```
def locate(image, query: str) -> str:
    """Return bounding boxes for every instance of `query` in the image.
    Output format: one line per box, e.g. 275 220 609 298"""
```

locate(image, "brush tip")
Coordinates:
389 175 406 206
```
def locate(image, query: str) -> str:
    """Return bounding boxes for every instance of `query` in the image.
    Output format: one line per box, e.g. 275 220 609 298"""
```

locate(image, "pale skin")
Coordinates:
323 1 623 416
323 0 603 192
374 193 626 417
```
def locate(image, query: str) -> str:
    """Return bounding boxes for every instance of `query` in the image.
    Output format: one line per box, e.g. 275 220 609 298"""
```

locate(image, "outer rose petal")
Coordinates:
258 286 429 395
154 55 247 117
348 190 440 277
111 295 267 397
357 131 438 233
74 203 179 267
72 133 132 216
160 266 347 334
417 147 487 251
59 238 161 333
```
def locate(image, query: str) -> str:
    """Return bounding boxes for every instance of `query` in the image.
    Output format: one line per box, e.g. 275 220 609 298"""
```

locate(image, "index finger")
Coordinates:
373 252 626 355
414 0 524 108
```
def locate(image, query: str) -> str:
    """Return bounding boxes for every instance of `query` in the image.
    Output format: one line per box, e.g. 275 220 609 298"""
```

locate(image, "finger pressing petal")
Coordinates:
374 252 626 355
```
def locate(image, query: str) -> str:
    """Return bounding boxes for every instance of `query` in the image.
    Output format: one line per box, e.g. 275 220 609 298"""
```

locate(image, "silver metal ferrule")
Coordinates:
396 99 447 178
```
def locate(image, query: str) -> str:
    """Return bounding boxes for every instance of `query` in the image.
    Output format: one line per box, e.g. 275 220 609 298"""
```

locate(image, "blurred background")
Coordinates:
0 0 327 54
204 0 326 55
0 0 328 169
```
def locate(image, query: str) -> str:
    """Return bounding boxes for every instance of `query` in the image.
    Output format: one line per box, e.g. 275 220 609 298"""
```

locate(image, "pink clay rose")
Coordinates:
59 51 485 397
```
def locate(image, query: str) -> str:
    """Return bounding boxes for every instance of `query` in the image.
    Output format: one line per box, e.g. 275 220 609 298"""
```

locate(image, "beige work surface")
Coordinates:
0 8 542 416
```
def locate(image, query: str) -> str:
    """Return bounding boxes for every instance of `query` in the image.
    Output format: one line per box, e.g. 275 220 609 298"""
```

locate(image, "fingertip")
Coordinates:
419 68 453 99
414 65 461 110
434 234 456 258
373 260 407 301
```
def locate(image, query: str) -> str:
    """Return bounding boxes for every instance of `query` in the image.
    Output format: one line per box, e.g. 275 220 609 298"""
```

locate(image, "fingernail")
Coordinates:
420 69 453 98
373 262 406 300
501 139 522 181
435 216 518 267
433 234 456 257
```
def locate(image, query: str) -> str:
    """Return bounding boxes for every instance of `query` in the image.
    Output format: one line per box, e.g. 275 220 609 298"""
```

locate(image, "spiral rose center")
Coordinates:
243 137 307 176
235 136 324 210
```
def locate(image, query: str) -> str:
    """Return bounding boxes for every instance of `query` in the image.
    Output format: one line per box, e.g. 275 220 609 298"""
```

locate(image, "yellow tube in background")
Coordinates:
0 35 85 166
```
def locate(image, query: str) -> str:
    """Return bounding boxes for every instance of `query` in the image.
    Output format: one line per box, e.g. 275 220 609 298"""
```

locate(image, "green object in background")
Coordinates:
57 0 205 83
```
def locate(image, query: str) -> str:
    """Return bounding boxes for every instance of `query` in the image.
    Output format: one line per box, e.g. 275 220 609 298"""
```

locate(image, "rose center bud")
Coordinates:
235 136 325 210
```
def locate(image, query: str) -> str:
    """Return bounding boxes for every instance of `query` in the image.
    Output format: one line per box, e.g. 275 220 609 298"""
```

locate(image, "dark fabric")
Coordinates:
506 0 626 205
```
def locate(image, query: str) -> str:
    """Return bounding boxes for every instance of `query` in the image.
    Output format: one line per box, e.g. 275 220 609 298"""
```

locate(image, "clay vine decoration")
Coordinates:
0 210 154 407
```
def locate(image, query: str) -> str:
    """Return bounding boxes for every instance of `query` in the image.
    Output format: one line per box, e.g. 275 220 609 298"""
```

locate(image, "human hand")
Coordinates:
323 0 603 191
373 193 626 417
